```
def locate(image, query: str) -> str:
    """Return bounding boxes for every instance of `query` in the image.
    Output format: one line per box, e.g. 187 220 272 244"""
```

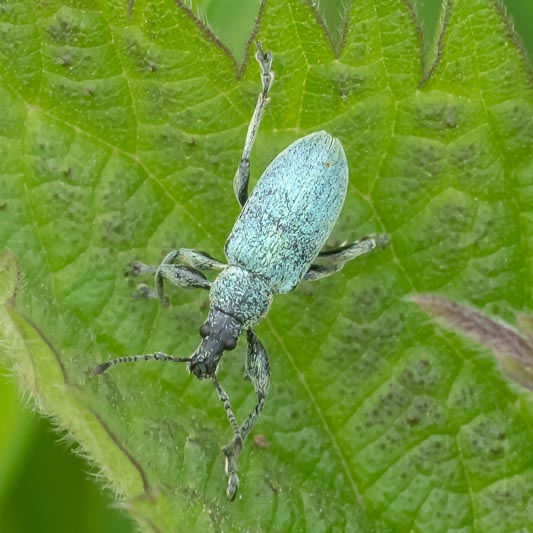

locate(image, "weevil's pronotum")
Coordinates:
93 42 387 500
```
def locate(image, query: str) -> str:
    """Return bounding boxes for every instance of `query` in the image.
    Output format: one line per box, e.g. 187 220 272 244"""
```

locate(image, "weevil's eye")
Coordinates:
223 335 237 351
199 323 211 338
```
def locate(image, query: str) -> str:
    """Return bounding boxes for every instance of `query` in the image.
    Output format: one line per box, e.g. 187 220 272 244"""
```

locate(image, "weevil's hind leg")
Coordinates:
222 329 271 500
233 42 274 208
129 248 227 305
304 234 389 282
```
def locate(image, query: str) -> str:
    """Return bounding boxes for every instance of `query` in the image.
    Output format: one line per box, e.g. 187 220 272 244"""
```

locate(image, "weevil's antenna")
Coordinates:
91 352 191 376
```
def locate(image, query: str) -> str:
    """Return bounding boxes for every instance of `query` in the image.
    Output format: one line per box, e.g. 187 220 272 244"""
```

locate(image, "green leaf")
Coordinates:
1 0 532 530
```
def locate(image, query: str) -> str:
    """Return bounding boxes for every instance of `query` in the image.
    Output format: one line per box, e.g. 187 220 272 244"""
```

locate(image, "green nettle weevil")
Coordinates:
93 42 387 500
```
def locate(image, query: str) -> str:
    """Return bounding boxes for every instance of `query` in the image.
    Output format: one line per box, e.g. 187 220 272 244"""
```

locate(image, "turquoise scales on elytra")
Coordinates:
92 42 387 501
226 131 348 294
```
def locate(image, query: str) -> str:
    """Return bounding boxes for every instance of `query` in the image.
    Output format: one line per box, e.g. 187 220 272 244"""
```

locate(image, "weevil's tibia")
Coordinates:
233 41 274 208
91 352 191 375
304 234 389 281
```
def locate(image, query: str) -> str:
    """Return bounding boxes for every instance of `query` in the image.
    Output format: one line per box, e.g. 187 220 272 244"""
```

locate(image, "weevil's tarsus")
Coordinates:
224 453 240 501
256 41 274 95
233 41 274 208
91 352 191 376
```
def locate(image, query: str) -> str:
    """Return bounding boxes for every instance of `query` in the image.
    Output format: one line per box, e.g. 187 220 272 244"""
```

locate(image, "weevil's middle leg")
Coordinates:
304 234 389 282
154 249 227 304
233 42 274 208
129 248 227 305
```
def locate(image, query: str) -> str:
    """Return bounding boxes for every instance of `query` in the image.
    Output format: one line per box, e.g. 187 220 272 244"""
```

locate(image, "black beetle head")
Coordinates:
189 309 242 380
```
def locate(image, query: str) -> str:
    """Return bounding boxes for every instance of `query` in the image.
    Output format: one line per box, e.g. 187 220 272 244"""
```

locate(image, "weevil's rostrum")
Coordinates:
92 42 387 500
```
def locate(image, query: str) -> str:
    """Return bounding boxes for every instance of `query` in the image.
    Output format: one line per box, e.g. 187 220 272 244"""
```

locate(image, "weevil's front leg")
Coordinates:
233 42 274 208
129 248 226 305
222 329 270 500
304 234 389 282
212 375 243 501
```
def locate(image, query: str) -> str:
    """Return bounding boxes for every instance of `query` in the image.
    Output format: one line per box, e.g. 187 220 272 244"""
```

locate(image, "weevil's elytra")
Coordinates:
92 42 387 501
226 132 348 294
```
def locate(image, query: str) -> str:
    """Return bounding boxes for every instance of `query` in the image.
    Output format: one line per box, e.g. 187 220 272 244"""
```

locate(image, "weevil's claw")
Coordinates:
255 41 272 61
255 40 265 56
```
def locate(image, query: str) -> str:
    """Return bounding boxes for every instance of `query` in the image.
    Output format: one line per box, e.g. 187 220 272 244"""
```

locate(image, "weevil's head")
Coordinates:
188 308 243 380
189 266 273 380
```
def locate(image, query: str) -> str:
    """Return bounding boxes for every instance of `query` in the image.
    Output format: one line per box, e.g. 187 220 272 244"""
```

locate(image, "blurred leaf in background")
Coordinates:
0 0 532 531
0 334 133 532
